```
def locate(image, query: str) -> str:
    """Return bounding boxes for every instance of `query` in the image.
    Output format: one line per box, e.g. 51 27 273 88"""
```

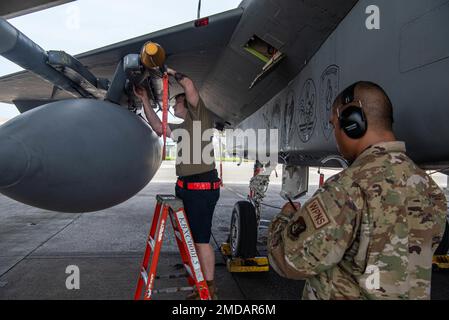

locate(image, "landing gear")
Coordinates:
223 161 311 272
435 218 449 256
222 161 273 272
434 177 449 258
227 161 271 260
433 219 449 271
432 186 448 270
229 201 258 259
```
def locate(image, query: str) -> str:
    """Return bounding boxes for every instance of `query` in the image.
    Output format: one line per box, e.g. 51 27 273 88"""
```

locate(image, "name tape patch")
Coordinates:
306 197 330 230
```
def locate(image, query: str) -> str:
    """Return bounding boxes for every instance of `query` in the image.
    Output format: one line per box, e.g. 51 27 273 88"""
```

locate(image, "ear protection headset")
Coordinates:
338 83 368 139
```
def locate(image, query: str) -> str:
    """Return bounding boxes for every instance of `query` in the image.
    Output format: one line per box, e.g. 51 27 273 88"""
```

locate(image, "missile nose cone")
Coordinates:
141 42 165 69
0 136 29 188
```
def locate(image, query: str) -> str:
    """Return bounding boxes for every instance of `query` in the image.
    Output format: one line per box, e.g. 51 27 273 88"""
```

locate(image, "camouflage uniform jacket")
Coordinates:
268 142 447 300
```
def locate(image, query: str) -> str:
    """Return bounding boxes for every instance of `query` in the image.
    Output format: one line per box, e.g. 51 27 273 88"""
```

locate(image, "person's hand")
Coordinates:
133 85 148 101
166 67 177 77
280 201 301 218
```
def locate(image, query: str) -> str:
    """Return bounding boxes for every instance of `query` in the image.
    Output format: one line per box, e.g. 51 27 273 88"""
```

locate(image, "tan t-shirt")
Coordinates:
169 97 216 177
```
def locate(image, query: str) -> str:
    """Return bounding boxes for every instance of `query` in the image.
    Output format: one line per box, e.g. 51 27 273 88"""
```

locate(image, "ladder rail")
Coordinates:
134 200 162 300
168 208 196 286
172 208 211 300
134 195 211 300
142 206 169 300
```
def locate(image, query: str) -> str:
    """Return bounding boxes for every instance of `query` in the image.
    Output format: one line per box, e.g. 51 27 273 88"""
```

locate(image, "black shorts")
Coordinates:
175 170 220 244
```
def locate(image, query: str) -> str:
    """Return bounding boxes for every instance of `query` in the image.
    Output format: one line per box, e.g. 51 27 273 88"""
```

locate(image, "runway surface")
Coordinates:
0 161 448 300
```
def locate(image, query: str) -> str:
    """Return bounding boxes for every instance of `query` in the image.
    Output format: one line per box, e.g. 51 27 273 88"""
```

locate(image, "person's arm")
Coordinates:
268 181 362 280
134 85 172 137
167 68 200 109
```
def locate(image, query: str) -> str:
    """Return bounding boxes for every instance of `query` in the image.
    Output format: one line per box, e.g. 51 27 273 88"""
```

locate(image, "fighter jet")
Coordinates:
0 0 448 257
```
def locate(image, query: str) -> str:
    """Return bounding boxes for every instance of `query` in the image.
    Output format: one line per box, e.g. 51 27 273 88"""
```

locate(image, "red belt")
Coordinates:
177 179 221 190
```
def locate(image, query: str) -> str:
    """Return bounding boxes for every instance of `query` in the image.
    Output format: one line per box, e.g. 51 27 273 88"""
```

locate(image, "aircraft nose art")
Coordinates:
0 99 162 213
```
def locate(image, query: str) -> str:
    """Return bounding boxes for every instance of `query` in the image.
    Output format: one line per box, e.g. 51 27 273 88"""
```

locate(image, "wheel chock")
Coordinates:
220 243 269 273
433 255 449 270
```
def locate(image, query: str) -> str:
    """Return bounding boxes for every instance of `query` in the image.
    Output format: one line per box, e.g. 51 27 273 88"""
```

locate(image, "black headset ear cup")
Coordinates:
339 105 367 139
342 84 356 105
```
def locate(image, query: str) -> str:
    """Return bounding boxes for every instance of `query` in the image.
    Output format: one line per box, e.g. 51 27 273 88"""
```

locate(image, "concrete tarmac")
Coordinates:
0 161 448 300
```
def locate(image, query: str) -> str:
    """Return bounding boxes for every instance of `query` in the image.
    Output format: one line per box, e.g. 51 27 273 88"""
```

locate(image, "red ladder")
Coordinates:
134 194 211 300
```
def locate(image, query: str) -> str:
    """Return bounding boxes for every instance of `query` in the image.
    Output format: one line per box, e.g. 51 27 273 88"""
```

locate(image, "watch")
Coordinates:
174 72 186 82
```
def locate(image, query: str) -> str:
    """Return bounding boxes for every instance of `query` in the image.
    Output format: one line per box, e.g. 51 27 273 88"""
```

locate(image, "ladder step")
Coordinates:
140 268 149 286
153 286 194 294
148 237 155 251
156 273 188 280
184 264 193 278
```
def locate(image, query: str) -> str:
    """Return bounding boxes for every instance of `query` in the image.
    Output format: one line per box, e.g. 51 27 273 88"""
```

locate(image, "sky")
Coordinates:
0 0 242 121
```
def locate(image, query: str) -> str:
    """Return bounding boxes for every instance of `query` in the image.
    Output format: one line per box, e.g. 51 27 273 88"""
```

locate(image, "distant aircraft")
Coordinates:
0 0 448 257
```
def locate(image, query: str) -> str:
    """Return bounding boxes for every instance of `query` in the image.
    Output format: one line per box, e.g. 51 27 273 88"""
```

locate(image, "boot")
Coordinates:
186 280 218 300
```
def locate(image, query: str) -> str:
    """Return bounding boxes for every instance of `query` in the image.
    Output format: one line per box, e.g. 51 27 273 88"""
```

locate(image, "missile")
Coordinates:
0 17 110 100
0 99 162 213
107 42 166 105
140 42 166 69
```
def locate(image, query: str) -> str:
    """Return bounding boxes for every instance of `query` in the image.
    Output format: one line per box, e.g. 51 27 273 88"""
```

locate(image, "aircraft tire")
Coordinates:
229 201 258 259
435 218 449 256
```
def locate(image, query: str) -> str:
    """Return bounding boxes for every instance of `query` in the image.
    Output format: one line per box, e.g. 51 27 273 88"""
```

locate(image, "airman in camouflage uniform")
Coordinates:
268 82 447 300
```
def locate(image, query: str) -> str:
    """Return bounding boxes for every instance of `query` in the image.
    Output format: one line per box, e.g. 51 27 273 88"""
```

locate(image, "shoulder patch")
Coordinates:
306 197 330 230
287 217 307 241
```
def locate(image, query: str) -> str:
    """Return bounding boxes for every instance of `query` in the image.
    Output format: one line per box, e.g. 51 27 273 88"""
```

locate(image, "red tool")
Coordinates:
218 132 224 187
161 73 169 160
134 195 211 300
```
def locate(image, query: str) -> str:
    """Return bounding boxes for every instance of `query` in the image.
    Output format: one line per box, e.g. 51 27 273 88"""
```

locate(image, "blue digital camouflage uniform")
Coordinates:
268 142 447 300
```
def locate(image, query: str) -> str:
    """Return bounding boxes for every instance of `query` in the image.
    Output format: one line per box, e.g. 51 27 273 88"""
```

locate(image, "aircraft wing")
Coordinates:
0 0 357 124
0 0 74 19
0 7 244 107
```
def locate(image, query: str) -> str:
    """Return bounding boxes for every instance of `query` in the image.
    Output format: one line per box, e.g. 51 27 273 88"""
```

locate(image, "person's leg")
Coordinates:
182 188 219 299
195 243 217 299
195 243 215 281
195 188 220 282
